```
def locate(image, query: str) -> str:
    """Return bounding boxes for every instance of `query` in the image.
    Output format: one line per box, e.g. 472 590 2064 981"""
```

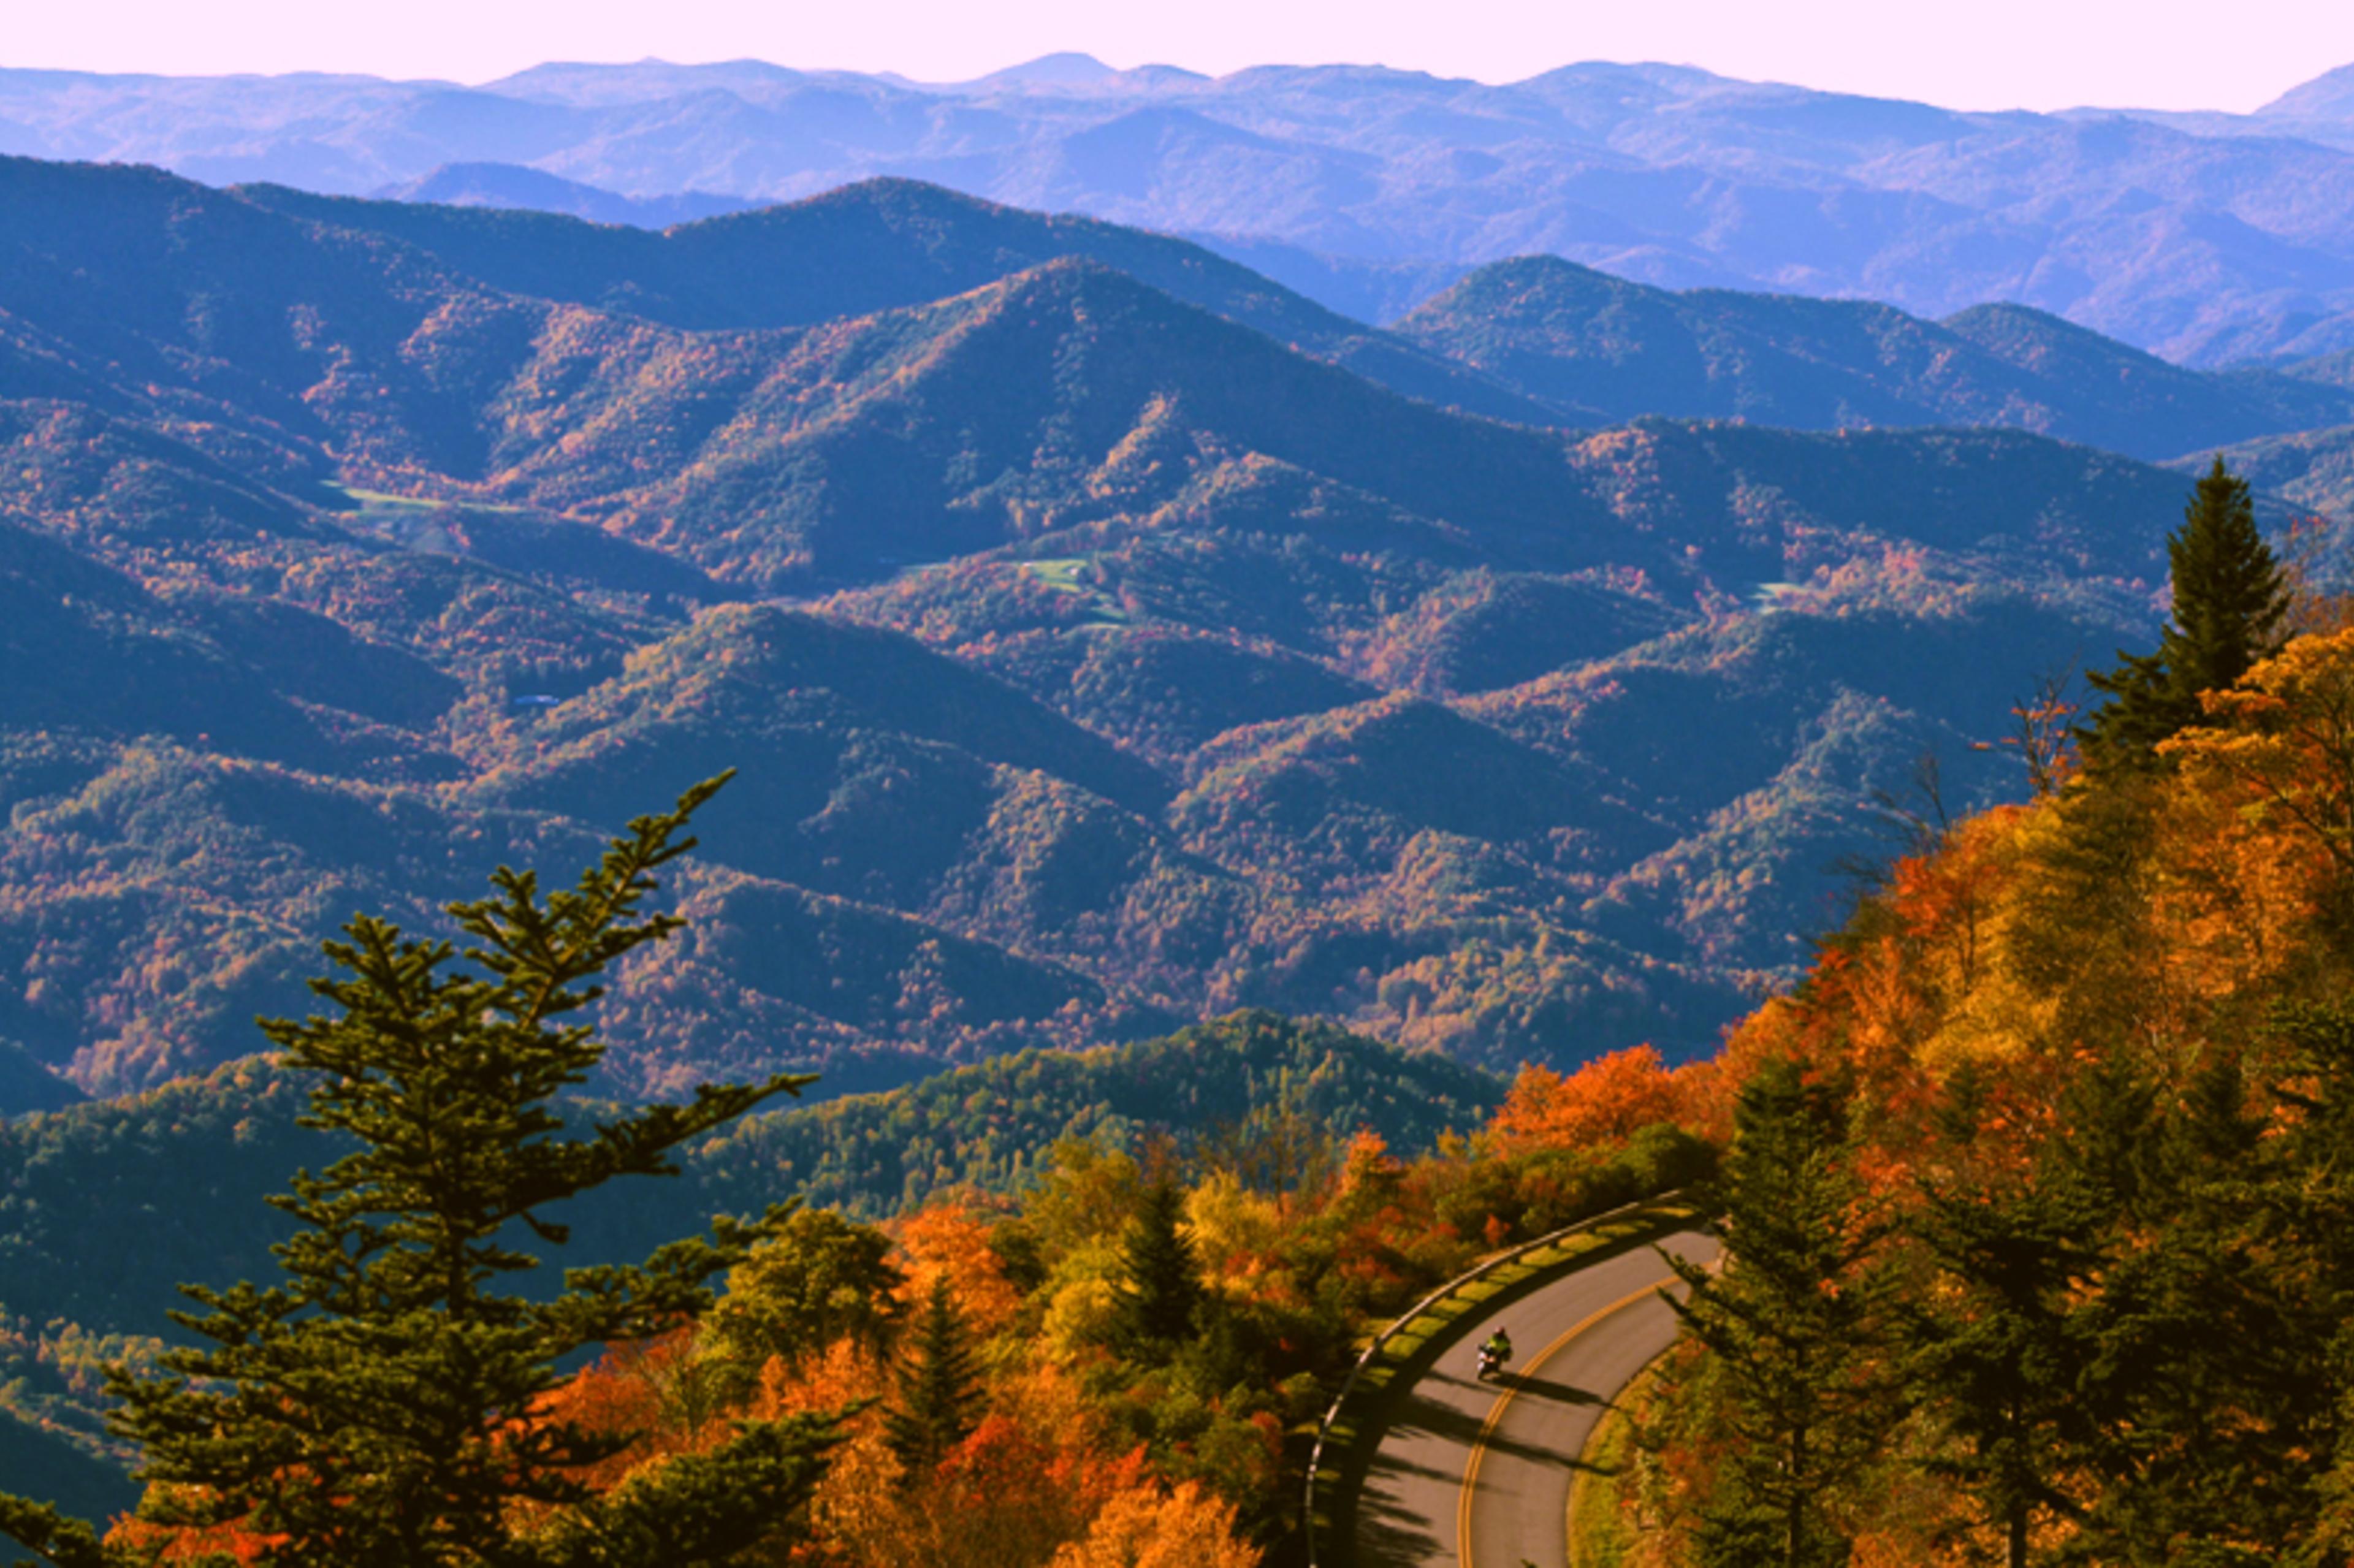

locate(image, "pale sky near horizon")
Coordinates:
5 0 2354 115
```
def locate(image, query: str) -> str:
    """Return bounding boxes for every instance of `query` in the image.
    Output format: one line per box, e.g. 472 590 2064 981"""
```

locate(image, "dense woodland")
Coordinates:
0 154 2252 1109
9 459 2350 1564
1582 465 2354 1564
13 137 2354 1566
0 782 1710 1566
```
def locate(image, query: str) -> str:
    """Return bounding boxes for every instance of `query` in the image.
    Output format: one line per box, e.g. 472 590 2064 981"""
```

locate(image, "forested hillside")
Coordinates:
10 183 2354 1558
1396 256 2354 459
0 153 2253 1107
1582 478 2354 1562
0 1007 1506 1526
0 793 1708 1563
0 1012 1501 1339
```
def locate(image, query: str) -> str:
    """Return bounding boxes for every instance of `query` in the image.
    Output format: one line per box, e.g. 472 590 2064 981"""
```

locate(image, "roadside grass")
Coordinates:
1566 1369 1646 1568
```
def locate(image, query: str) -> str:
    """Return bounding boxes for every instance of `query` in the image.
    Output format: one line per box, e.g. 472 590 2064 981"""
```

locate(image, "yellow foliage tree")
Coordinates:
1046 1480 1262 1568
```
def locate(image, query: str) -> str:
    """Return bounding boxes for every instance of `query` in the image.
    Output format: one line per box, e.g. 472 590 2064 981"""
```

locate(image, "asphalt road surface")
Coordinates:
1351 1228 1720 1568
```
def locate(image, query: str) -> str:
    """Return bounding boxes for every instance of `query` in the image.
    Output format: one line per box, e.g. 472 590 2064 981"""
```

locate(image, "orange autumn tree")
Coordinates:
1491 1043 1704 1151
1621 612 2354 1566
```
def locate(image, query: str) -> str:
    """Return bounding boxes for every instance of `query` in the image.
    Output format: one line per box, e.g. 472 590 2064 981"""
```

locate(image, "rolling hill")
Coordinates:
0 1013 1503 1339
2195 422 2354 525
230 174 1552 424
0 1008 1501 1512
1392 256 2354 460
0 153 2197 1112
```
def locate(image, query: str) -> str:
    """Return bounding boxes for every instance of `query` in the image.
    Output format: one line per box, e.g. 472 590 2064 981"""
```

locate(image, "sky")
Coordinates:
5 0 2354 114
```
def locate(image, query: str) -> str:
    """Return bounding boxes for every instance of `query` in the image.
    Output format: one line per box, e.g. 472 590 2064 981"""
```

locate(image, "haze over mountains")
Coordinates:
144 173 2354 462
15 34 2354 1543
16 53 2354 362
0 152 2230 1116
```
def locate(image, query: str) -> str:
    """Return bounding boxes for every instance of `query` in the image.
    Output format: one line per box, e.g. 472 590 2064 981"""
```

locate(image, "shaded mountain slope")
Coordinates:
376 162 762 228
0 1013 1499 1336
232 175 1554 423
1393 255 2354 459
0 1411 137 1525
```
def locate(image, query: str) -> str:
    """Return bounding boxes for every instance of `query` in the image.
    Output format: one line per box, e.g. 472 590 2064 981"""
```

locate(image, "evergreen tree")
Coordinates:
1113 1180 1205 1354
883 1277 982 1479
0 775 842 1568
2086 459 2289 766
2271 1000 2354 1553
2069 1055 2318 1565
1900 1176 2098 1568
1668 1059 1889 1568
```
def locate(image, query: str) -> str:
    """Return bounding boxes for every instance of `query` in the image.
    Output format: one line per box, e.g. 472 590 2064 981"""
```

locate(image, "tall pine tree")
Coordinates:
1900 1174 2098 1568
1669 1059 1890 1568
0 775 842 1568
883 1277 983 1480
2086 458 2288 767
1113 1181 1205 1355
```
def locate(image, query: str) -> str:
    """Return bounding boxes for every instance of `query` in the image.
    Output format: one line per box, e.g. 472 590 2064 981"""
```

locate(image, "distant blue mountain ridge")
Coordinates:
10 53 2354 365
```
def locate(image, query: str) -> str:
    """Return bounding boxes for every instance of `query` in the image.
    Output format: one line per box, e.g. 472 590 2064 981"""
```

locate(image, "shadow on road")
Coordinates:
1487 1369 1605 1408
1352 1472 1444 1568
1363 1369 1617 1486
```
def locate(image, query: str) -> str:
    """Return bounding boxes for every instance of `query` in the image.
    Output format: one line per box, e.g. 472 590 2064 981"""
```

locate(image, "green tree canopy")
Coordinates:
709 1206 906 1380
1669 1058 1890 1568
1899 1171 2100 1568
881 1278 981 1480
1112 1180 1205 1355
2086 457 2289 766
0 775 843 1568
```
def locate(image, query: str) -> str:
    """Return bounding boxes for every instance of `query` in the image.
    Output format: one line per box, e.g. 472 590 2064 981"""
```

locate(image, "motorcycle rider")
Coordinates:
1478 1326 1513 1377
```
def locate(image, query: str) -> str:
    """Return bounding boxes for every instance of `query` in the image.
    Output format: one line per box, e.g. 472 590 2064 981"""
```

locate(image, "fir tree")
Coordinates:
2086 458 2288 766
1900 1176 2098 1568
2069 1056 2317 1564
1113 1180 1205 1354
1668 1059 1889 1568
0 775 841 1568
883 1277 982 1479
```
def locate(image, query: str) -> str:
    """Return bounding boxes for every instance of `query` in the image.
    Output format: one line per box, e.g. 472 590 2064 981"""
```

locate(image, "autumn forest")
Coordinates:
7 123 2354 1568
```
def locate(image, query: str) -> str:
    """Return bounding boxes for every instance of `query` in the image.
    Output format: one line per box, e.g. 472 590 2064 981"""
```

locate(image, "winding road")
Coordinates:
1350 1228 1720 1568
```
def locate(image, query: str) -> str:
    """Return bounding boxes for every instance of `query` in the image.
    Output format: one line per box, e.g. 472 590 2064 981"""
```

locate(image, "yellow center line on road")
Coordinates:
1454 1277 1672 1568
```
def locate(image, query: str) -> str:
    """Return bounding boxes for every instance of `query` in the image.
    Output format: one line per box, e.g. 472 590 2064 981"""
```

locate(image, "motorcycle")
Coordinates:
1476 1344 1510 1381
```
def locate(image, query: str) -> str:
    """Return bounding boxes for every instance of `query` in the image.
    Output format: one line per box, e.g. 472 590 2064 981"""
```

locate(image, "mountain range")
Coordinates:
0 153 2233 1116
148 172 2354 463
16 55 2354 362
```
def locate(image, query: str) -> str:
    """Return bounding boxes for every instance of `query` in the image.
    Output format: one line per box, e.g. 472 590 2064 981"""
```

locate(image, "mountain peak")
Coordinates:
960 52 1119 92
2257 61 2354 122
1396 254 1655 329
